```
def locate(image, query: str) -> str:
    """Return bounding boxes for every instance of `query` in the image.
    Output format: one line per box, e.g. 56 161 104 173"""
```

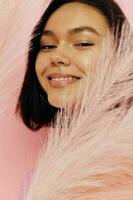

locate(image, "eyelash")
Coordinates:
40 44 57 50
74 42 95 48
40 42 95 51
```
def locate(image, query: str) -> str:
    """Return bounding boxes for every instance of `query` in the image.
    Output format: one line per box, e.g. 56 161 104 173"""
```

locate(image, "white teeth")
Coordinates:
51 77 75 81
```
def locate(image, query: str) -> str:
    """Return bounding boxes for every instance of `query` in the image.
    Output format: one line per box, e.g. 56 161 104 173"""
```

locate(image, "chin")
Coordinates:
48 95 74 109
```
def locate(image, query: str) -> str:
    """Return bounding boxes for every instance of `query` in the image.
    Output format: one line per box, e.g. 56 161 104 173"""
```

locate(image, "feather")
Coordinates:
24 20 133 200
0 0 51 118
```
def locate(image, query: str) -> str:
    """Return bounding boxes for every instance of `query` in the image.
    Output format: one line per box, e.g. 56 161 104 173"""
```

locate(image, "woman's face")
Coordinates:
35 2 110 108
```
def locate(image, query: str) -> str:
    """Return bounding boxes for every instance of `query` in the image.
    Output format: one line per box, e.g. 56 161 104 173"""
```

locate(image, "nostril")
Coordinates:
58 61 65 64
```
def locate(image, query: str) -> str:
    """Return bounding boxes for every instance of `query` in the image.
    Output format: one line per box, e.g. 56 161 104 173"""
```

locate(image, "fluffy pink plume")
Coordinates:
25 21 133 200
0 1 133 200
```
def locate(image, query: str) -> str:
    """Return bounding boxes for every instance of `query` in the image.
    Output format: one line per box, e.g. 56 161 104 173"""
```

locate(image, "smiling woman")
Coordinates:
36 2 109 108
15 0 133 200
15 0 126 132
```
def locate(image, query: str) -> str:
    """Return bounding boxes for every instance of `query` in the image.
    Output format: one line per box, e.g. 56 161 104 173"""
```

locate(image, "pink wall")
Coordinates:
121 0 133 27
0 1 133 200
0 117 47 200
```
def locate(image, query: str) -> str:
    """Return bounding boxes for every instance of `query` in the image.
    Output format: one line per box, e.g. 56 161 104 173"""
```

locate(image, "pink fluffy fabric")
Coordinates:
25 22 133 200
19 171 33 200
1 1 133 200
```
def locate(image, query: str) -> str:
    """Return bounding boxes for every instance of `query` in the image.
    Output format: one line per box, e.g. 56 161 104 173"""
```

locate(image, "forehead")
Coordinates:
44 2 109 36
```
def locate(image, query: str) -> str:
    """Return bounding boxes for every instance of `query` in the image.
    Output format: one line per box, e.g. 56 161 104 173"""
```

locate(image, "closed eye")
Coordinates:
40 44 57 51
74 42 95 48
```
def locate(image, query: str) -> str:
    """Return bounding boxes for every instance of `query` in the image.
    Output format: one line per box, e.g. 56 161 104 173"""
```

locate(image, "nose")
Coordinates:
50 46 71 67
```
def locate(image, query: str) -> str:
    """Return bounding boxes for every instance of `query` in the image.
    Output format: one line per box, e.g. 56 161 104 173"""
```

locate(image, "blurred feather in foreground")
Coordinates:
25 21 133 200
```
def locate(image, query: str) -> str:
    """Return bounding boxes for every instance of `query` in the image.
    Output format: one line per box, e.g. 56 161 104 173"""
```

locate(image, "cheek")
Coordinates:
75 48 99 74
35 54 46 75
35 53 51 92
35 53 50 76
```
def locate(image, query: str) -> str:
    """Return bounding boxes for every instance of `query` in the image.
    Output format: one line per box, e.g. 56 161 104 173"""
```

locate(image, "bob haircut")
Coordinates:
15 0 127 132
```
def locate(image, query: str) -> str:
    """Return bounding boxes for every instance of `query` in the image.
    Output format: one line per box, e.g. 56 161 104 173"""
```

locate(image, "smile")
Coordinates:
48 77 80 88
47 73 81 88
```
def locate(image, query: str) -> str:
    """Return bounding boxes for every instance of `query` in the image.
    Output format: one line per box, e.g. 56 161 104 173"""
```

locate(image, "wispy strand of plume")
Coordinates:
26 20 133 200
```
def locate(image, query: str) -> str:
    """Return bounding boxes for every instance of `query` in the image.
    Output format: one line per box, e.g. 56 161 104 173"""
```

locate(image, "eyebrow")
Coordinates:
69 26 100 36
42 26 100 37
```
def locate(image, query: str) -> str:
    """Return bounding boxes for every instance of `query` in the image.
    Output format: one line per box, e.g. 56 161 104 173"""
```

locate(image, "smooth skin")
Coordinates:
35 2 110 108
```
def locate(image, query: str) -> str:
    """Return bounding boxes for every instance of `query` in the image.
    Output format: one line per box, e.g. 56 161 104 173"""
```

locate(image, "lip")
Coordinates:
47 73 81 88
47 73 81 79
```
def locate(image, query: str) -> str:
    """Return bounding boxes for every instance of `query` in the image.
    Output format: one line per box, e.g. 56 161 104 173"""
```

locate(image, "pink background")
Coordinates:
0 1 133 200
